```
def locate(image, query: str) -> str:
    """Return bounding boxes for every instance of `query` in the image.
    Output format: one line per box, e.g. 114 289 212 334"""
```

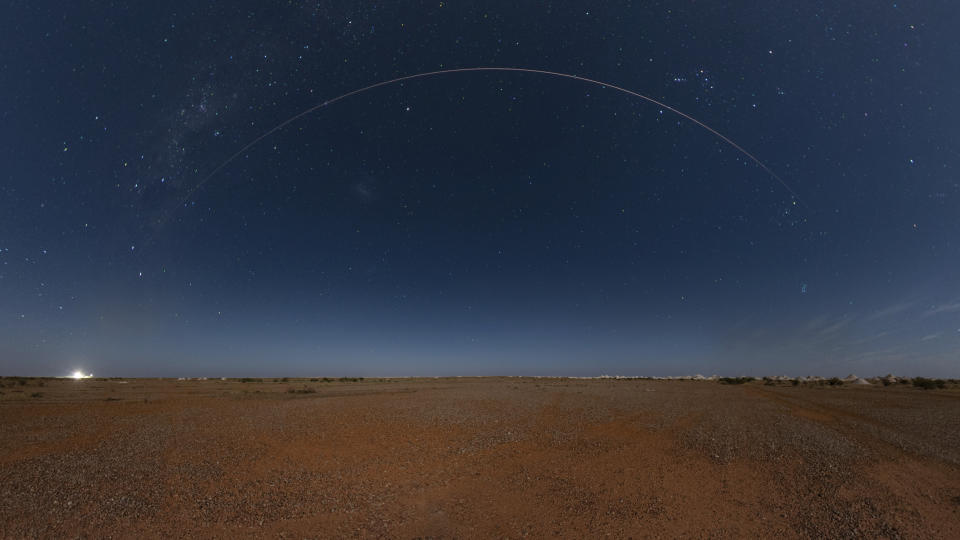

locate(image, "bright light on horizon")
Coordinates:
71 370 92 379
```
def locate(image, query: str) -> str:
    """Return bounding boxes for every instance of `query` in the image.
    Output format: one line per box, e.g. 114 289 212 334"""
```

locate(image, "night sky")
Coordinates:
3 2 958 377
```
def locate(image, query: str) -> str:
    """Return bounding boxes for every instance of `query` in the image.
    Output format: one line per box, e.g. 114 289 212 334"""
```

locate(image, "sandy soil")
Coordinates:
1 376 959 538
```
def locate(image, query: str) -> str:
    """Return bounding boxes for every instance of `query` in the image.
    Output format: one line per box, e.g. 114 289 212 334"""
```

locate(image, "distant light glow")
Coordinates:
71 370 92 379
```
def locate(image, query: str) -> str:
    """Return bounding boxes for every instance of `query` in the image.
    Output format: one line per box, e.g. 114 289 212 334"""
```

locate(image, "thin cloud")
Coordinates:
805 314 831 331
819 317 854 335
922 301 960 318
865 301 916 321
848 331 889 346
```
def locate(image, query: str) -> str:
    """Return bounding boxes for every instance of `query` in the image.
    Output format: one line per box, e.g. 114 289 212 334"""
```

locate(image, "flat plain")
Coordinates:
1 377 959 538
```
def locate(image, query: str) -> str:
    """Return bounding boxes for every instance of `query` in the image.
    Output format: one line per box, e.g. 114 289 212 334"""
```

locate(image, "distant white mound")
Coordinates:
851 378 872 385
882 374 901 384
842 374 859 382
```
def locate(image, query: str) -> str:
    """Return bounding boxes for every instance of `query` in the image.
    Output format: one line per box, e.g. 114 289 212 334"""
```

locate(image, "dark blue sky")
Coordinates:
2 2 958 377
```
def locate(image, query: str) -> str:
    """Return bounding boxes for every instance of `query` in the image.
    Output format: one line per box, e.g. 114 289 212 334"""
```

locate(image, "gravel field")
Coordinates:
1 377 959 538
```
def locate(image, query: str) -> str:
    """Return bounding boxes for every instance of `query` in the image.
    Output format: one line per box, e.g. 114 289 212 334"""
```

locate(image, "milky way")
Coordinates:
1 2 957 377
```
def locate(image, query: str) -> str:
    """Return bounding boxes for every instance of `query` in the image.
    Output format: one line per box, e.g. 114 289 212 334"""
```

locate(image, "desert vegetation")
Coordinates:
717 376 754 385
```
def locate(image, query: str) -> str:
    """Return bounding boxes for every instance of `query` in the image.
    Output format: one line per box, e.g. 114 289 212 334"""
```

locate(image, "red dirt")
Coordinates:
1 377 958 538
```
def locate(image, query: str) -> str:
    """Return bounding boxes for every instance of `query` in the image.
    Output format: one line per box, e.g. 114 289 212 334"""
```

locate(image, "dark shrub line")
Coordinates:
718 377 755 385
912 377 947 390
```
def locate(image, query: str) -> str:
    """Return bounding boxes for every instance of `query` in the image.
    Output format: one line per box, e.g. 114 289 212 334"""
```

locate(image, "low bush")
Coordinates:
912 377 946 390
239 378 262 383
718 377 754 385
827 377 843 386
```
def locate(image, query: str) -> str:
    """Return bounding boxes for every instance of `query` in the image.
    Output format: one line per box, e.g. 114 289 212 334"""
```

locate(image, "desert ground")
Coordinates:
1 376 958 538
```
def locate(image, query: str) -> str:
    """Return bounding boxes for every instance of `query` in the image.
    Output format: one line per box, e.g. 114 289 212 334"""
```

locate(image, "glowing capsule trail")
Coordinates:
179 67 804 208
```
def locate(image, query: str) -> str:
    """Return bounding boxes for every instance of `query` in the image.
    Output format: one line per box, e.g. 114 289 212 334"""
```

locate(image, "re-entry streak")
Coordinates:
179 67 804 210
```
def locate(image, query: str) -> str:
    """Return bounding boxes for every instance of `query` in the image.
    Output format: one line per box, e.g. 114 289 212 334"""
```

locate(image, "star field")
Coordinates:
1 2 958 377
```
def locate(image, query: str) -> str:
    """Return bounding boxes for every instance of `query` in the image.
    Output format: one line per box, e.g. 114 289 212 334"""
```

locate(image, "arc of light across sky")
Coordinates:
180 67 804 209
